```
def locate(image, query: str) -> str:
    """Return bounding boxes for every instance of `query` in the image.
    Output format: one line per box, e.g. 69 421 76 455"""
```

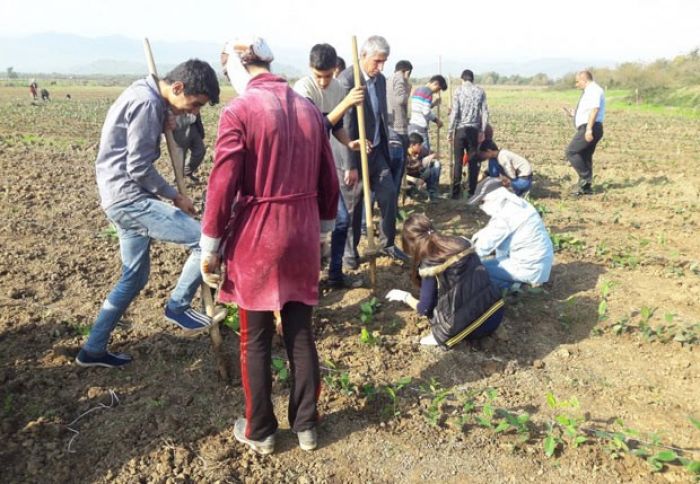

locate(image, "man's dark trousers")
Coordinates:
566 122 603 188
452 126 480 197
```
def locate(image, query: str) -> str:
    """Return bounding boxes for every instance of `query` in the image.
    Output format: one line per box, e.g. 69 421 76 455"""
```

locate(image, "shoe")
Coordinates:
343 257 359 271
419 333 439 346
233 418 275 455
326 274 364 289
164 306 211 332
381 246 409 262
186 174 201 183
570 184 593 196
295 428 317 451
75 349 132 368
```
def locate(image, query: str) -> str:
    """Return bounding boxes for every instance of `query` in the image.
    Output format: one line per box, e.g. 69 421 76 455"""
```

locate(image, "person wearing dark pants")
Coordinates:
565 70 605 195
452 126 480 197
238 302 320 448
201 38 339 454
172 113 206 181
448 69 489 198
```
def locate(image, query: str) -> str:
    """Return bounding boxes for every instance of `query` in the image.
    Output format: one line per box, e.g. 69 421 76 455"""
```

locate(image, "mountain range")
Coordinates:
1 33 617 79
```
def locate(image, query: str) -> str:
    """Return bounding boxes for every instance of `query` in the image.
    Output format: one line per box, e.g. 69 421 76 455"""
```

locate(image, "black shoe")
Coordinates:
326 274 364 289
381 246 409 262
570 185 593 196
186 174 201 183
343 257 359 271
75 349 133 368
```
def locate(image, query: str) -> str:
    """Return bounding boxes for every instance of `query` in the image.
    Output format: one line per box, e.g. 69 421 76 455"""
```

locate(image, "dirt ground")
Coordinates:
0 85 698 483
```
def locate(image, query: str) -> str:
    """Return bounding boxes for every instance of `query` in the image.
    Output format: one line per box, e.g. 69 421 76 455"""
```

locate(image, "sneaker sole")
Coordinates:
165 316 210 333
299 442 317 451
74 357 129 369
234 434 274 455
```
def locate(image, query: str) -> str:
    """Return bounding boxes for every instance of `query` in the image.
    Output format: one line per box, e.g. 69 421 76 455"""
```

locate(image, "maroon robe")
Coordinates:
202 73 339 310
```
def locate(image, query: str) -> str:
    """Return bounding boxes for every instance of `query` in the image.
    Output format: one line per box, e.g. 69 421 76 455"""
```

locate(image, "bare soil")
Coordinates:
0 86 698 483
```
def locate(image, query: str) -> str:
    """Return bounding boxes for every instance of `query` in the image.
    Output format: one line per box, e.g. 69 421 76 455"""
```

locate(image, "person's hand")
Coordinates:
344 86 364 108
386 289 410 302
500 176 511 187
344 169 359 186
585 129 594 142
200 251 221 288
447 132 453 142
435 119 443 128
165 111 177 132
478 131 486 144
173 193 196 216
347 139 372 153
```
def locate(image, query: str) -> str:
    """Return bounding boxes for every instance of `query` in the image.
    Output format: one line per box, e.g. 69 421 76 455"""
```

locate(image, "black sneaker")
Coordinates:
381 246 409 262
75 349 132 368
570 185 593 196
326 274 364 289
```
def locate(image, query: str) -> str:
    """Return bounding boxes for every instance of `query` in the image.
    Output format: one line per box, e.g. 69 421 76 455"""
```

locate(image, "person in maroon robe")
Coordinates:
200 38 339 454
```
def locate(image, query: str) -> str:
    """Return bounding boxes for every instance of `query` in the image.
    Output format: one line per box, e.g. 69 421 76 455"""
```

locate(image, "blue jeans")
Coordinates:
83 198 202 354
420 162 442 200
481 258 519 292
488 159 532 196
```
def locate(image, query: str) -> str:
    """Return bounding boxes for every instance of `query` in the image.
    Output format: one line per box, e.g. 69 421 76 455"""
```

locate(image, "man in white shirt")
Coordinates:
565 70 605 195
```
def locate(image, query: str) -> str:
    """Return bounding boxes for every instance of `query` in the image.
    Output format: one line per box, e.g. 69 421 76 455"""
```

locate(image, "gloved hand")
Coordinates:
201 251 221 288
386 289 410 303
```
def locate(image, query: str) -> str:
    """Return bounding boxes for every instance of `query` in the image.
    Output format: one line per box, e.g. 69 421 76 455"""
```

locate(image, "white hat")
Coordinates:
223 37 274 64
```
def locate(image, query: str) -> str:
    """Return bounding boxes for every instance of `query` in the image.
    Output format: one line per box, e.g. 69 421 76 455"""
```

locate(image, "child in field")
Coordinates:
385 213 505 347
405 132 441 201
479 140 533 196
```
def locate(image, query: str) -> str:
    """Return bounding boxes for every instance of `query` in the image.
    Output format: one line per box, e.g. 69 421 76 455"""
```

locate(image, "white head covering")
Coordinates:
222 37 274 94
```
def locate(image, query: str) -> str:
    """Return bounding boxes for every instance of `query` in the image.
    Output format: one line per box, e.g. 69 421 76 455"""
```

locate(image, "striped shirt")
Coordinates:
408 86 437 129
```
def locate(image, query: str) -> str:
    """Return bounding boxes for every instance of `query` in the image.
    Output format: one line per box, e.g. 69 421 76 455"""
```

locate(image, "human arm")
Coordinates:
479 93 489 141
124 100 179 202
326 86 364 127
472 217 513 257
585 108 599 142
386 276 437 315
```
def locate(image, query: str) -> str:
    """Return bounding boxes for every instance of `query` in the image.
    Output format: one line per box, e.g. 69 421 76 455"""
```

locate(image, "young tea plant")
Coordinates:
359 297 379 325
223 304 240 332
383 376 412 419
271 356 289 384
420 378 452 427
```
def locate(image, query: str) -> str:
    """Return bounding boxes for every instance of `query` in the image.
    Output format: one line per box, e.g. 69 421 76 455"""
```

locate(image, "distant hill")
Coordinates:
0 33 304 78
1 32 617 79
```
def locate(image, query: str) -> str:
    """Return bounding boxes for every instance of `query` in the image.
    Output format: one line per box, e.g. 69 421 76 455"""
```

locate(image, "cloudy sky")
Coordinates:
3 0 699 67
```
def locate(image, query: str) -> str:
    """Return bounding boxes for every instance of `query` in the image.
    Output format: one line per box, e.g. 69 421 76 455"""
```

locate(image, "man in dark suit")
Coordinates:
332 35 408 274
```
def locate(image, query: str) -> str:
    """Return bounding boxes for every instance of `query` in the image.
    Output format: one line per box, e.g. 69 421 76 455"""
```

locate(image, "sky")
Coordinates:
3 0 699 68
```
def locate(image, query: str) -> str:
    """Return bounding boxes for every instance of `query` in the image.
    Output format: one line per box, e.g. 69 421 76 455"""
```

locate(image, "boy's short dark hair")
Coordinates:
479 139 499 152
309 44 338 71
164 59 220 105
395 60 413 73
430 75 447 90
408 132 424 145
335 56 346 71
461 69 474 82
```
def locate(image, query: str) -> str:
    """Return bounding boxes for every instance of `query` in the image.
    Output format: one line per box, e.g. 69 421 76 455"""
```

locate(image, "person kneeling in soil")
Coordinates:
385 213 505 347
405 132 442 202
479 140 533 197
76 59 220 369
200 38 338 455
468 178 554 291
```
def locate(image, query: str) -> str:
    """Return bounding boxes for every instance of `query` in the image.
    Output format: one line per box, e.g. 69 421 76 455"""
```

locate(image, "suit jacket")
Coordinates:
336 66 390 171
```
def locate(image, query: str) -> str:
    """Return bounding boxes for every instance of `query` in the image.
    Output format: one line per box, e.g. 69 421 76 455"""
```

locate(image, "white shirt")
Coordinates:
473 188 554 285
293 76 345 115
497 149 532 178
575 81 605 128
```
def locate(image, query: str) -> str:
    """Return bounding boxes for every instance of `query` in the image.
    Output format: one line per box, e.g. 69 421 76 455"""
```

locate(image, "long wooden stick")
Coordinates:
448 76 454 190
351 36 377 291
143 38 229 382
437 55 441 158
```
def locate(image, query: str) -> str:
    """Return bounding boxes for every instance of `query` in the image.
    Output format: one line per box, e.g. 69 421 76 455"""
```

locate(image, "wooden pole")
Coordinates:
351 36 377 292
143 38 229 382
448 75 454 191
437 55 441 158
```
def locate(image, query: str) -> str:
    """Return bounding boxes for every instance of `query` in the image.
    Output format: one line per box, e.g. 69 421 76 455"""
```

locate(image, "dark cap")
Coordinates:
467 177 503 205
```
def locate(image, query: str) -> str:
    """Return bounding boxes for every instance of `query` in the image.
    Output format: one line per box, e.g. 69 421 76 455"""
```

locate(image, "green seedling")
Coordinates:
360 383 378 400
383 376 412 418
611 317 630 335
420 378 452 427
223 305 240 332
359 327 378 346
543 421 563 457
550 232 585 253
360 297 378 324
73 323 91 337
271 356 289 383
99 224 118 240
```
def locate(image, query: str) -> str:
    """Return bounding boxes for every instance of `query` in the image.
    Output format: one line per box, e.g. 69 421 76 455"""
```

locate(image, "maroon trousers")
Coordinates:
239 301 320 440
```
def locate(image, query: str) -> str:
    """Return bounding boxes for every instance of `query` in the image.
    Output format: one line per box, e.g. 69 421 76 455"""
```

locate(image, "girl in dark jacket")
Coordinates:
386 213 505 347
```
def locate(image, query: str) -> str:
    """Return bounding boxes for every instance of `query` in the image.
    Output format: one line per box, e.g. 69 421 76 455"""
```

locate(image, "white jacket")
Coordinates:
472 188 553 285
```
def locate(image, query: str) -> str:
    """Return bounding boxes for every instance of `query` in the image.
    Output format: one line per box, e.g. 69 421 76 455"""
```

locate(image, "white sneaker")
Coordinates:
295 428 317 451
420 333 439 346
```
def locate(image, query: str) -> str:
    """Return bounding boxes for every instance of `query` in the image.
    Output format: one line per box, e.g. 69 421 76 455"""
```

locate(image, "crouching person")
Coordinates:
468 178 554 291
76 59 220 369
385 213 505 348
405 132 442 201
479 140 533 197
201 38 339 454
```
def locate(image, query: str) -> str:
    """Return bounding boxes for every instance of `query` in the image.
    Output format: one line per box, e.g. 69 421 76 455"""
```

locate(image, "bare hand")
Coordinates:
165 111 177 132
478 131 486 144
200 252 221 288
435 119 443 128
447 132 453 142
347 139 372 154
585 130 594 142
344 86 364 108
344 169 359 186
173 193 196 216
